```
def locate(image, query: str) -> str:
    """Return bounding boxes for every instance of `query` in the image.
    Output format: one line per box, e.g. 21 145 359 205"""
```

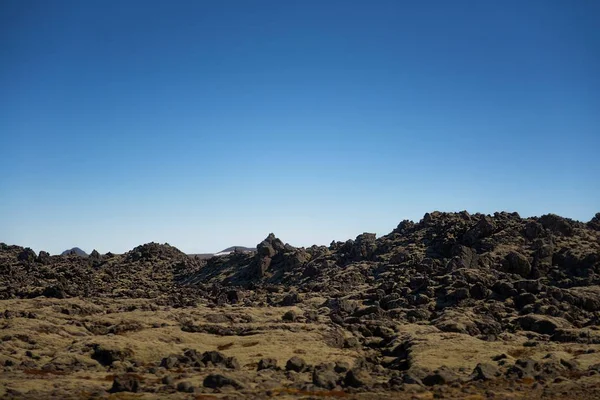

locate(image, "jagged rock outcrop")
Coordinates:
1 210 600 398
588 213 600 231
1 211 599 320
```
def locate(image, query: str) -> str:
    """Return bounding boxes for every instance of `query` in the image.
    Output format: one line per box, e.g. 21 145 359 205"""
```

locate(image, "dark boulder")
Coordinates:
42 285 67 299
524 221 545 240
89 249 101 260
350 233 377 261
344 368 370 388
471 363 500 381
515 315 570 335
451 245 478 268
539 214 574 236
463 216 495 245
506 358 540 379
334 361 350 373
504 252 531 278
286 356 308 372
203 374 244 389
282 310 297 322
324 298 358 315
257 358 278 371
553 248 599 271
182 349 203 367
226 290 244 304
422 366 459 386
394 219 415 234
201 351 227 366
402 366 431 385
588 213 600 231
280 292 300 306
514 293 537 309
92 344 133 366
109 374 140 393
493 281 518 298
17 248 36 263
532 239 554 266
160 356 179 369
176 381 194 393
551 329 600 344
312 364 339 389
514 280 544 294
36 251 50 264
256 233 286 259
200 351 238 369
470 282 491 300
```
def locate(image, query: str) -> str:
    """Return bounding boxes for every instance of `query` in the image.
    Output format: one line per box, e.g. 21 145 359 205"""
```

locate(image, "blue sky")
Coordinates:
1 0 599 254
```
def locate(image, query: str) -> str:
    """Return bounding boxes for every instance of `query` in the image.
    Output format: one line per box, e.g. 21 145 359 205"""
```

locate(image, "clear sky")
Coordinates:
1 0 599 255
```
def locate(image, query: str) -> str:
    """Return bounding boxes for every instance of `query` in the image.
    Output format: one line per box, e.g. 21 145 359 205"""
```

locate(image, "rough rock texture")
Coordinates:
1 211 600 398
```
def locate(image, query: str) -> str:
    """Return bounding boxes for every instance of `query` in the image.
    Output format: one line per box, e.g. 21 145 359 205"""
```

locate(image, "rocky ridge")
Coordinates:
1 211 600 398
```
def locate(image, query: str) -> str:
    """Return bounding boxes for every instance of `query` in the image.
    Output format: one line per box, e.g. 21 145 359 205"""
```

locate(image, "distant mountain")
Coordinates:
61 247 88 257
188 246 256 259
219 246 256 253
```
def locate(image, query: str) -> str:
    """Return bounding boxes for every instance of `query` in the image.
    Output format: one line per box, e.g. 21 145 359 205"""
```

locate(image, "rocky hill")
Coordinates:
1 211 600 398
60 247 88 257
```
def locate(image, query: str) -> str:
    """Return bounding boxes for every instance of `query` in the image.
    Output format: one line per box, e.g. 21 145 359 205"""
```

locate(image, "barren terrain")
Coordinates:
2 211 600 399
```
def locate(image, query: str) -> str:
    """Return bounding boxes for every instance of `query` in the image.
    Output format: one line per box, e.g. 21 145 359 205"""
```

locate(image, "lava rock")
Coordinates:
313 364 339 389
422 367 459 386
17 248 37 263
176 381 194 393
286 356 307 373
463 216 495 245
203 374 243 389
36 251 50 264
515 315 570 335
471 363 500 380
282 310 297 322
160 356 179 369
258 358 278 371
110 374 140 393
92 345 132 366
344 368 370 388
525 221 545 240
539 214 574 236
504 252 532 278
281 292 300 306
